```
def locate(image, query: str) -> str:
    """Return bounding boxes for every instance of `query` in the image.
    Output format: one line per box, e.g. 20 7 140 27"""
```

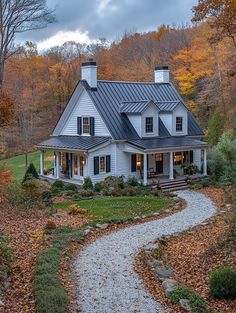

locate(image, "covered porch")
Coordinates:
39 150 88 185
123 140 208 185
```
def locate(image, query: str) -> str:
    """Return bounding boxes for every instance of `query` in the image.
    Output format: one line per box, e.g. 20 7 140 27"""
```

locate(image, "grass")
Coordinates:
33 226 85 313
0 150 54 181
54 197 173 222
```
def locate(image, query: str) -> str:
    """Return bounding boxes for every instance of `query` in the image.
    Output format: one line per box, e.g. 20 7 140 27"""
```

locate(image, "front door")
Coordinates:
155 153 163 174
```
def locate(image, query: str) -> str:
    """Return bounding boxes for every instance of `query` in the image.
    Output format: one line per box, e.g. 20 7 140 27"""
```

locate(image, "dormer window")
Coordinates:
82 117 90 134
145 117 153 133
176 116 183 132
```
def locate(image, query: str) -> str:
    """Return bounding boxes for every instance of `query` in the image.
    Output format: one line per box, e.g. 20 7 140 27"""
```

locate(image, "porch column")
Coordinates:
203 148 207 176
55 152 60 179
143 153 148 185
40 151 44 176
169 151 174 180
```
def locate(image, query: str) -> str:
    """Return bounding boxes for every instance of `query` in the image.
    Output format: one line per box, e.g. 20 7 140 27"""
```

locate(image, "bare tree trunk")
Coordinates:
0 61 4 90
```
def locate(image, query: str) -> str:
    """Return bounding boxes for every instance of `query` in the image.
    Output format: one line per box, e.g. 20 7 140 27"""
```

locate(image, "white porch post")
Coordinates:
40 150 44 176
203 148 207 176
56 152 60 179
169 151 174 180
143 153 147 185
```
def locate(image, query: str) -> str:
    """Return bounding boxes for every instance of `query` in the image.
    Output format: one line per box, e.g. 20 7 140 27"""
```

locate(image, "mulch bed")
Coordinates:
135 187 236 313
0 209 87 313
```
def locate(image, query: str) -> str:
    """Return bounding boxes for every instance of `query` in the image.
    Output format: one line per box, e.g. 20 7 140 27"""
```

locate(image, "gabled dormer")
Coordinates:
120 100 159 137
158 101 188 136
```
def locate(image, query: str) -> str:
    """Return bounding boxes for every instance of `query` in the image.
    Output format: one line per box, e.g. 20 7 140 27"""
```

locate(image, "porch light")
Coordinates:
82 159 86 165
136 161 141 169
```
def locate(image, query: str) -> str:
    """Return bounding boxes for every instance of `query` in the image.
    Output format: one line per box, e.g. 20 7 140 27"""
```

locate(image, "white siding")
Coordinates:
61 90 110 136
141 103 159 137
172 103 188 136
88 143 116 183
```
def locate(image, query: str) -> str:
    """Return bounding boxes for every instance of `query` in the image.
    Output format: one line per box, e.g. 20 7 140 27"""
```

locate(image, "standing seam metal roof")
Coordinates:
83 80 185 140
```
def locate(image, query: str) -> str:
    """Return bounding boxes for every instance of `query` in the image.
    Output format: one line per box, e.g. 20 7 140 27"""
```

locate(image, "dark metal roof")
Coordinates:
128 136 207 150
157 101 181 112
188 112 204 136
37 136 111 151
120 100 157 114
83 80 183 140
159 118 171 137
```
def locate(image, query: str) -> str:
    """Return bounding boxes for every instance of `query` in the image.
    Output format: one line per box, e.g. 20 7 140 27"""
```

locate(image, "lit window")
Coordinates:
155 153 162 161
174 152 183 165
100 156 105 172
74 155 78 175
145 117 153 133
83 117 90 134
176 117 183 132
80 156 85 176
136 154 143 170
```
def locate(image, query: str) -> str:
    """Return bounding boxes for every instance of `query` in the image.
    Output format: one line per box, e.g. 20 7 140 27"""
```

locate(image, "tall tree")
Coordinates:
0 0 56 89
192 0 236 47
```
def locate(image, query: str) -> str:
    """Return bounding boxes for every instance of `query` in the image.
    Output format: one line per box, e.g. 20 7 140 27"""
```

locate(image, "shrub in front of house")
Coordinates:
209 266 236 299
126 176 139 187
83 177 93 190
78 189 94 198
94 182 103 192
52 180 65 189
64 183 78 192
67 204 88 215
22 162 39 183
121 186 137 196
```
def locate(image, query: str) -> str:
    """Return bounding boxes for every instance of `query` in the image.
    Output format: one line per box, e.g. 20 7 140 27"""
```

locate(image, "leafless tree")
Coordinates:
0 0 56 89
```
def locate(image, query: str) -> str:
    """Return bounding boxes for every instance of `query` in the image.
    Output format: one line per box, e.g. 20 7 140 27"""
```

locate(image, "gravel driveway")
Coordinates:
75 190 217 313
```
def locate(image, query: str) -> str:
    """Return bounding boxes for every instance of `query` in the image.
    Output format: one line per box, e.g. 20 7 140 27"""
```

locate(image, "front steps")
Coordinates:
158 177 188 192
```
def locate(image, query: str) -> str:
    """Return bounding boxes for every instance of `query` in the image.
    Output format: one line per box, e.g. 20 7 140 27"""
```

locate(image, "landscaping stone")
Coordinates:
84 229 91 235
144 243 159 250
0 300 4 306
153 212 160 216
95 223 109 230
75 190 217 313
162 279 179 297
134 216 141 220
155 268 174 281
179 299 191 312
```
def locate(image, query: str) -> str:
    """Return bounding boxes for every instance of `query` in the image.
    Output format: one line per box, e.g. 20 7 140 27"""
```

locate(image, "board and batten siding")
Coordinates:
61 90 110 136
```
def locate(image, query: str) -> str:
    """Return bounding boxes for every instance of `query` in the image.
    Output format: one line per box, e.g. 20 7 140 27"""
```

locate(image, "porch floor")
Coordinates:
40 174 83 185
147 173 207 185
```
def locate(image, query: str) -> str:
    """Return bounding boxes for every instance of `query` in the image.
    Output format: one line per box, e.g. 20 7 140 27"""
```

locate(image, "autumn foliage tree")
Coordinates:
0 90 15 127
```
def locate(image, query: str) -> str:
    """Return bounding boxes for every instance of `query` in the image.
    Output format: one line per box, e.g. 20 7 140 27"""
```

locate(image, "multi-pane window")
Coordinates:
82 117 90 134
136 154 143 170
100 156 105 172
74 155 78 175
176 116 183 132
174 152 182 165
155 153 162 161
145 117 153 133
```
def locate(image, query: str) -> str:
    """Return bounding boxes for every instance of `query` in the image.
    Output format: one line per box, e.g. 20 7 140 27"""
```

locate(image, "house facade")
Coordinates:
37 61 208 185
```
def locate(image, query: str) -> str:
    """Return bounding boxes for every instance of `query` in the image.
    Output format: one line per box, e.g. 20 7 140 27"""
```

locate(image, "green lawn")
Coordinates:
0 151 54 181
54 197 173 221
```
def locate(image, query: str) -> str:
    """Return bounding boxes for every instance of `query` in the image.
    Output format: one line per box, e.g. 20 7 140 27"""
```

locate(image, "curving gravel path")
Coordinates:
75 190 217 313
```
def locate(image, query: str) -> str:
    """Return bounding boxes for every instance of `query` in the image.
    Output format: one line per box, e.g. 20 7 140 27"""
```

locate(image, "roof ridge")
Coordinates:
97 80 170 85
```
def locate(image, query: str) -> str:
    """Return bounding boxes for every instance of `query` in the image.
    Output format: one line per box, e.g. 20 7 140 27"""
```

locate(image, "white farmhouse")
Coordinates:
37 61 207 187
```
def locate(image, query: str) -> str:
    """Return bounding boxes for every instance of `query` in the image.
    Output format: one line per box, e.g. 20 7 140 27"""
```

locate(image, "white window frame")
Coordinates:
176 116 183 132
82 116 90 134
145 116 153 133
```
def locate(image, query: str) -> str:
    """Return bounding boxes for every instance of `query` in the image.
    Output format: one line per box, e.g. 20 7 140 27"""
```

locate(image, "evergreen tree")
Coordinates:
207 111 224 146
22 162 39 183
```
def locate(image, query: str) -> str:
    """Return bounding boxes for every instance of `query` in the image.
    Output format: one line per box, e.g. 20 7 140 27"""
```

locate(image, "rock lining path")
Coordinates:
75 190 217 313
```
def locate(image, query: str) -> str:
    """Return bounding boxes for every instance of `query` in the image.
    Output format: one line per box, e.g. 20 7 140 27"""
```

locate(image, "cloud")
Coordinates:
16 0 198 49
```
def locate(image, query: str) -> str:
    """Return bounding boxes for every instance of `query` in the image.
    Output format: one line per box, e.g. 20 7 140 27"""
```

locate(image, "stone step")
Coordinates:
159 180 187 188
162 185 188 192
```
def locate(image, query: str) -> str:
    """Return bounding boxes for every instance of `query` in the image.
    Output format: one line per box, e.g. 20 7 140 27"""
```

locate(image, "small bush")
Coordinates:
170 286 207 313
52 180 65 189
126 176 139 186
67 204 88 215
209 266 236 299
94 182 103 192
22 162 39 183
64 183 78 192
78 189 94 198
83 177 93 190
190 183 203 190
121 186 137 196
102 176 125 191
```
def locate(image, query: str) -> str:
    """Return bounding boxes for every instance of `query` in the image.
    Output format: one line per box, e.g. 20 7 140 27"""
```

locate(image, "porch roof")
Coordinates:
127 136 207 151
37 135 111 151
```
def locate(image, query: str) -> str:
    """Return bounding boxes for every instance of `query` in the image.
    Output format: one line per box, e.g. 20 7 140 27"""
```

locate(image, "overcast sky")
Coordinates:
17 0 198 50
